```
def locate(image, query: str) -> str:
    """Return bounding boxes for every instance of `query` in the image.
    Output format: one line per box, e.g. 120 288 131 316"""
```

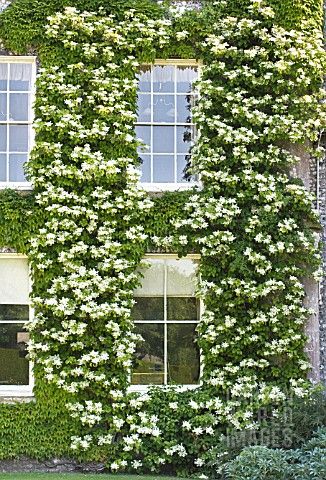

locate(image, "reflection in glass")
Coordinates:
177 155 189 183
166 258 198 296
0 93 7 121
153 126 174 153
153 95 175 123
136 125 150 152
177 95 192 123
153 155 174 183
9 94 29 121
0 305 29 320
0 323 29 386
167 297 199 321
9 64 32 91
153 66 174 93
137 66 151 93
139 155 151 182
176 126 192 154
0 125 7 150
132 324 164 385
137 94 151 122
167 323 199 384
132 297 164 321
0 64 7 91
9 154 27 182
0 154 6 181
177 66 198 93
134 259 165 296
9 125 29 152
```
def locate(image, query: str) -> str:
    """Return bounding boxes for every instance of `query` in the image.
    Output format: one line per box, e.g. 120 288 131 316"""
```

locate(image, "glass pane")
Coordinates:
177 155 190 183
139 155 151 182
177 126 192 154
153 155 174 183
134 259 164 296
136 125 150 152
9 154 27 182
177 95 193 123
0 258 29 304
167 297 199 321
137 94 151 122
177 66 198 93
0 323 29 386
0 305 29 321
167 258 198 296
132 297 164 321
153 95 175 123
0 93 7 121
0 64 8 91
137 66 151 93
132 323 164 385
9 94 30 121
167 323 199 385
153 65 174 93
0 125 7 150
0 154 6 181
9 125 29 152
153 126 174 153
9 63 32 91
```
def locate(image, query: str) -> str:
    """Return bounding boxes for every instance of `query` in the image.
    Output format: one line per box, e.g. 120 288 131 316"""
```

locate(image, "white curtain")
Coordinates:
0 258 29 304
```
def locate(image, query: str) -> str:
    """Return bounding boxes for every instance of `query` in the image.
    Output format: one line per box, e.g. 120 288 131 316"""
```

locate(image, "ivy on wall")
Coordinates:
0 0 324 477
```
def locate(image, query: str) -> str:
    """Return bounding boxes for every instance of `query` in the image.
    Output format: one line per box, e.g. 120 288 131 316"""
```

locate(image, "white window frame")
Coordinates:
0 253 34 397
129 253 202 393
0 56 36 190
137 59 201 192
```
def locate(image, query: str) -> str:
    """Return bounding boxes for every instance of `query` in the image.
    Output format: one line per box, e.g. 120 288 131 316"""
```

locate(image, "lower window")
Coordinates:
0 256 31 394
131 256 200 386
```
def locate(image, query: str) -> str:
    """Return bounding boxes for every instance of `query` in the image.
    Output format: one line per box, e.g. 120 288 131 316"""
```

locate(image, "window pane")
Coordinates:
0 323 29 386
139 155 151 182
0 305 29 321
153 95 175 123
9 154 27 182
137 94 151 122
9 125 29 152
132 324 164 385
153 65 174 93
132 297 164 321
167 258 197 296
0 126 6 151
137 66 151 93
177 66 197 93
9 63 32 91
0 93 7 121
134 259 164 296
177 126 192 154
153 155 174 183
0 154 6 181
0 258 29 304
9 93 30 121
177 155 190 183
177 95 193 123
136 125 150 152
0 64 7 91
167 323 199 384
153 126 174 153
167 297 199 321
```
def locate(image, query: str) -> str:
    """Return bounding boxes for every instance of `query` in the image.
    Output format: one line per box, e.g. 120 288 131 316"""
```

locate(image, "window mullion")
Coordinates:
6 63 9 183
150 66 153 183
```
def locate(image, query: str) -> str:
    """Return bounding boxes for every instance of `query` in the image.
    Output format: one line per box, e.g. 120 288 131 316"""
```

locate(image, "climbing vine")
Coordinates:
0 0 324 477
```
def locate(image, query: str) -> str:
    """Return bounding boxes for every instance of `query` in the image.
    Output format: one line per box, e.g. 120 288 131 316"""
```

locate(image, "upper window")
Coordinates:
131 256 200 387
0 58 35 187
136 61 198 188
0 256 32 395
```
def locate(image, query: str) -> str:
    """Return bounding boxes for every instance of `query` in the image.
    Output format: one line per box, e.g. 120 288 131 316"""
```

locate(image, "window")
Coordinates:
0 256 32 395
131 255 200 387
0 57 35 187
136 61 198 188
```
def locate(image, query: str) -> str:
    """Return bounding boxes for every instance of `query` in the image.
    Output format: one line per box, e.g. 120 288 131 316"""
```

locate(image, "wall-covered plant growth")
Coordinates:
0 0 325 477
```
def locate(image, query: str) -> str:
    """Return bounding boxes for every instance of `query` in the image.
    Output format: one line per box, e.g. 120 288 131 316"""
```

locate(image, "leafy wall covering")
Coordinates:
0 0 324 476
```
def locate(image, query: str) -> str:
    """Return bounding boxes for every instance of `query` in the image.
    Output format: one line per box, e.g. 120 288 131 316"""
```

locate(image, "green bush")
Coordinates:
289 428 326 480
224 446 291 480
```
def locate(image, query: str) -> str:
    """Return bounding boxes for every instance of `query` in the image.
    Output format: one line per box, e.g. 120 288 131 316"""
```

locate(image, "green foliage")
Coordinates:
0 189 37 253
